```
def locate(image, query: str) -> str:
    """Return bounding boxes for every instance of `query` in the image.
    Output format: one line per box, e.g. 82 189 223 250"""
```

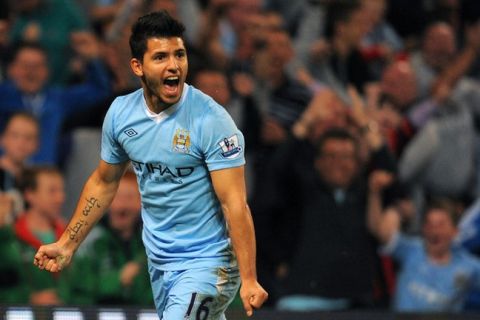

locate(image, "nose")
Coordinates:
167 55 179 72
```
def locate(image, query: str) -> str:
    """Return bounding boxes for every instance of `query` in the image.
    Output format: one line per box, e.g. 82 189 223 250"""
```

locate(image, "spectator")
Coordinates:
60 170 153 306
0 37 111 165
252 28 311 144
374 57 476 162
368 183 480 312
360 0 404 79
410 21 480 103
0 112 39 185
251 28 312 194
0 187 29 304
410 22 458 99
298 0 374 97
264 0 306 37
15 165 66 305
398 99 475 216
253 89 396 308
9 0 90 85
0 114 33 303
192 67 261 196
273 126 394 311
192 67 261 148
0 112 39 220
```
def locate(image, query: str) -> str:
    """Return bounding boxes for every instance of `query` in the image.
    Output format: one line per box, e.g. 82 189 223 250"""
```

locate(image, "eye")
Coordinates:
176 51 186 58
153 53 167 61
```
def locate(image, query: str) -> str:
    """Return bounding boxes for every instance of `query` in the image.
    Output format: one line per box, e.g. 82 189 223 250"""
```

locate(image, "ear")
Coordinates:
130 58 143 77
23 189 34 206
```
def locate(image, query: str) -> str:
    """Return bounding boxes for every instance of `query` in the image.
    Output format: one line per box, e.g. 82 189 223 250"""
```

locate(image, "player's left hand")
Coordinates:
240 280 268 317
34 242 73 273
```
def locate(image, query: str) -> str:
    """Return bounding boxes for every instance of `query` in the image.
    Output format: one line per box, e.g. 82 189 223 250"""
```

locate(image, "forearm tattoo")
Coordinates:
67 197 101 243
67 219 89 243
83 197 101 216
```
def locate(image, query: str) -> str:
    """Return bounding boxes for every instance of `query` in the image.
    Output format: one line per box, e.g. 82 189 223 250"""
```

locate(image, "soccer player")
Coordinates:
33 10 268 319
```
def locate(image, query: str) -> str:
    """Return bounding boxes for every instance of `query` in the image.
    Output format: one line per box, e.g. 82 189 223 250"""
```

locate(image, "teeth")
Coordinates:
166 76 179 80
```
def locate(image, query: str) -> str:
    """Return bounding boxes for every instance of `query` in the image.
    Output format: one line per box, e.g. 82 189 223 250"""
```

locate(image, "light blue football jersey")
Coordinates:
101 84 245 270
384 233 480 312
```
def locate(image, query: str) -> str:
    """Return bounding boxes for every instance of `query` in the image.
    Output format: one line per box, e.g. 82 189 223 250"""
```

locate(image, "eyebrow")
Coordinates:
151 48 186 55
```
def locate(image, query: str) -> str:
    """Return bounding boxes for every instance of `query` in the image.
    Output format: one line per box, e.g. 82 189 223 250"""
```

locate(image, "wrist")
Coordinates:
58 233 79 253
241 277 258 286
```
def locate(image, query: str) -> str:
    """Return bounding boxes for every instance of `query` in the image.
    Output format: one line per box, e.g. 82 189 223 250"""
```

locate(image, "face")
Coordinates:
228 0 261 31
131 37 188 110
108 176 141 233
315 138 358 189
1 115 39 164
253 31 293 82
8 48 49 94
362 0 386 27
26 172 65 220
339 7 371 47
194 71 230 106
380 62 417 109
423 209 457 258
423 24 456 71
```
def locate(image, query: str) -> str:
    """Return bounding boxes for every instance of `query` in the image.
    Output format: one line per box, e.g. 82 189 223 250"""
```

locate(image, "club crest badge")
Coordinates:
219 134 242 159
172 128 191 153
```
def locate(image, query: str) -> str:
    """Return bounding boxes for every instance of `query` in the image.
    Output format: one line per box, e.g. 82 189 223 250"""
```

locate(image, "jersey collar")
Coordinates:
143 84 190 124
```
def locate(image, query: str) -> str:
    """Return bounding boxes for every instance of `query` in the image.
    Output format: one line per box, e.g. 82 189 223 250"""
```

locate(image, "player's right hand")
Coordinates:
240 280 268 317
33 242 73 273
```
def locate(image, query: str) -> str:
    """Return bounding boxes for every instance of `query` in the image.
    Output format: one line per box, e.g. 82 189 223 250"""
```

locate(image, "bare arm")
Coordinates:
367 170 400 244
431 22 480 99
34 160 129 272
210 166 268 317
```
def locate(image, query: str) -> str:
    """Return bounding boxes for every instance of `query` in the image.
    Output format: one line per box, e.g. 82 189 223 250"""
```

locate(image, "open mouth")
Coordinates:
164 76 180 94
428 235 442 246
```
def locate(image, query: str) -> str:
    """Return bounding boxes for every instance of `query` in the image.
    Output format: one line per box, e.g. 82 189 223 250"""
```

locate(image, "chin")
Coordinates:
163 96 181 105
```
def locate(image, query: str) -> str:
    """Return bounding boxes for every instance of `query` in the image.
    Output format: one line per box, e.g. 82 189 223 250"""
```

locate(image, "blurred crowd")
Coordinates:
2 0 480 313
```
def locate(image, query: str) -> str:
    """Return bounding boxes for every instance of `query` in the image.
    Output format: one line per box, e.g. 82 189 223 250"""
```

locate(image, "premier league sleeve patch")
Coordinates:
218 134 243 159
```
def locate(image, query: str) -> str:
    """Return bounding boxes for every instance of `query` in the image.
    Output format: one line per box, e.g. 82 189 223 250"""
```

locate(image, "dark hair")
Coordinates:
19 165 62 194
6 41 47 65
324 0 362 40
424 198 460 226
191 65 226 84
129 10 186 60
315 127 358 157
0 111 39 136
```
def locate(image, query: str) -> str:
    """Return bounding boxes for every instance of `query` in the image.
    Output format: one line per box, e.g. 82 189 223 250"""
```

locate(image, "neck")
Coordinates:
427 249 451 265
118 228 134 240
26 209 54 233
145 95 171 114
0 156 23 180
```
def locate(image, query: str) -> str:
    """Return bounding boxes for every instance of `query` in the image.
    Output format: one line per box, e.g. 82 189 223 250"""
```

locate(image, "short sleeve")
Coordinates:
200 104 245 171
101 102 129 164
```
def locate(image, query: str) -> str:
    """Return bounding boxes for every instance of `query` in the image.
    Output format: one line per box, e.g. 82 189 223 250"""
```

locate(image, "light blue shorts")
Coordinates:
148 263 240 320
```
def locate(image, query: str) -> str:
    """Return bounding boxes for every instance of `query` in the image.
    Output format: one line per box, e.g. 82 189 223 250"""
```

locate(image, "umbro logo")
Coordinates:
124 128 138 137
